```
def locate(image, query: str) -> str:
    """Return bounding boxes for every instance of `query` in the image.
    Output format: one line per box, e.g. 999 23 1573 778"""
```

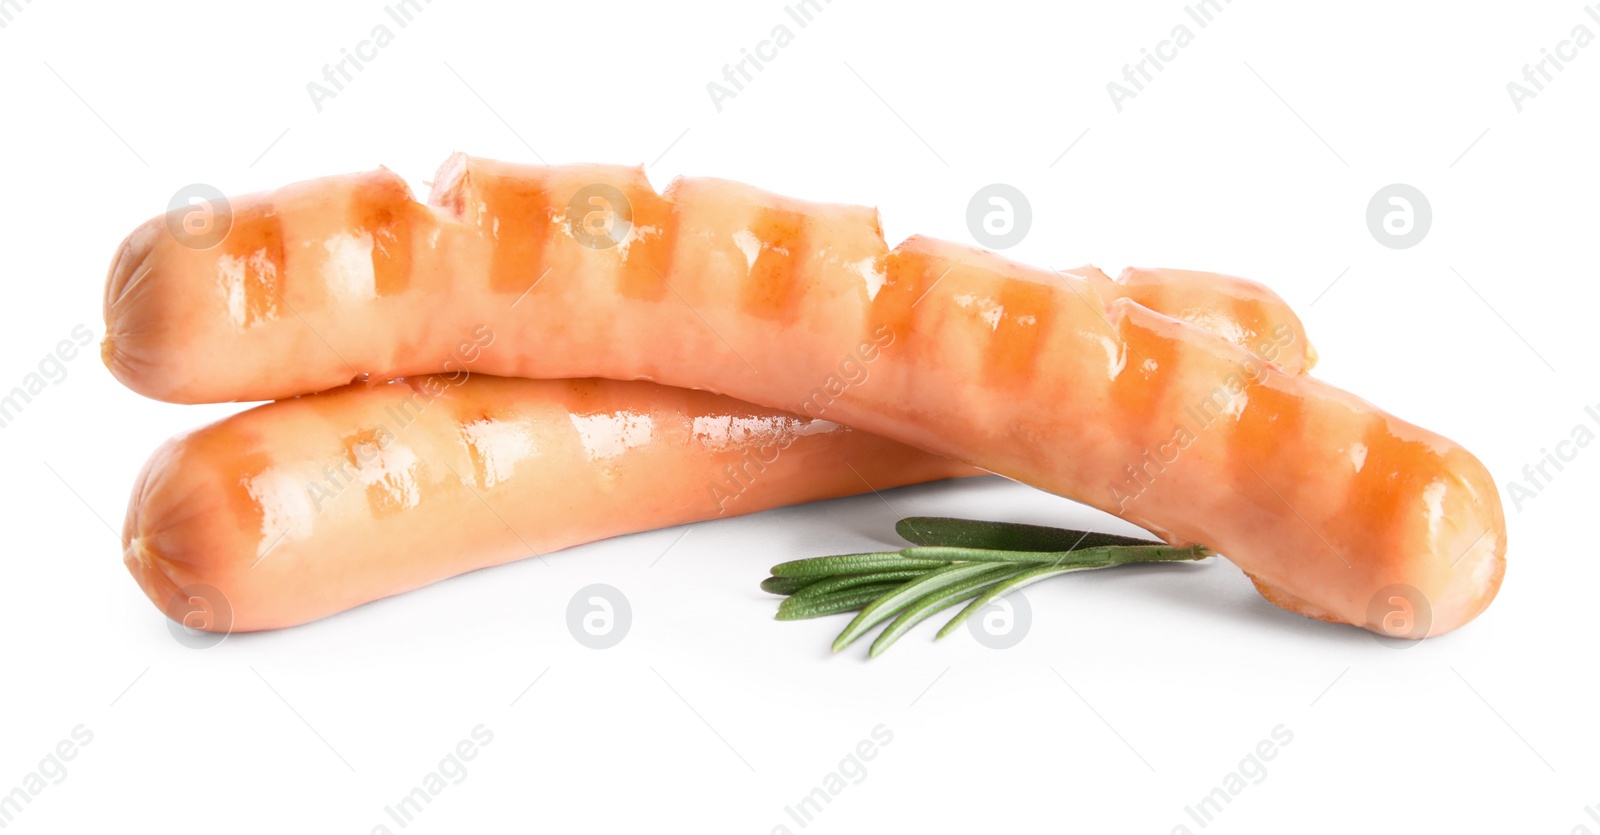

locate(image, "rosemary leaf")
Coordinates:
935 563 1106 639
760 576 819 595
897 516 1161 552
894 543 1197 566
777 583 905 620
784 570 932 603
868 566 1031 657
769 552 950 578
832 563 1006 653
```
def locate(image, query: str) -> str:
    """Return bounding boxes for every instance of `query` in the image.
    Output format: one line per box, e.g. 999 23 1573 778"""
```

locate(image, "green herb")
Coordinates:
897 516 1160 552
777 583 908 620
762 517 1211 657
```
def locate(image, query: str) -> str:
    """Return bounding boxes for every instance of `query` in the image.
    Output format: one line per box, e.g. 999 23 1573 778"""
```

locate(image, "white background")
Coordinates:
1 1 1596 832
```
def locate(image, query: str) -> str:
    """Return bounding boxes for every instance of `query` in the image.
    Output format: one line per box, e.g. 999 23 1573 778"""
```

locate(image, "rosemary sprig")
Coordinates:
762 517 1212 657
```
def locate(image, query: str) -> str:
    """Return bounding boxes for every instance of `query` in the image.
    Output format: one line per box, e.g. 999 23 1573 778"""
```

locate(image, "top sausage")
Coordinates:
103 159 1314 405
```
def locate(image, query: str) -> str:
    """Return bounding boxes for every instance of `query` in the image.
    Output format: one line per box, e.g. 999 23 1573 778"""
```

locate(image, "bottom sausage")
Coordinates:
122 375 976 631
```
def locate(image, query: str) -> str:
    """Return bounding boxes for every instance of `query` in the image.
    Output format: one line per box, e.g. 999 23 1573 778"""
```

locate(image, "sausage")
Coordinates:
102 164 1315 405
122 374 975 631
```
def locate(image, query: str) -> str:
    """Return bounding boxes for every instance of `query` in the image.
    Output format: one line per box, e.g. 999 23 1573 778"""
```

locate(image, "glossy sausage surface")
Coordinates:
103 164 1315 404
123 374 975 631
